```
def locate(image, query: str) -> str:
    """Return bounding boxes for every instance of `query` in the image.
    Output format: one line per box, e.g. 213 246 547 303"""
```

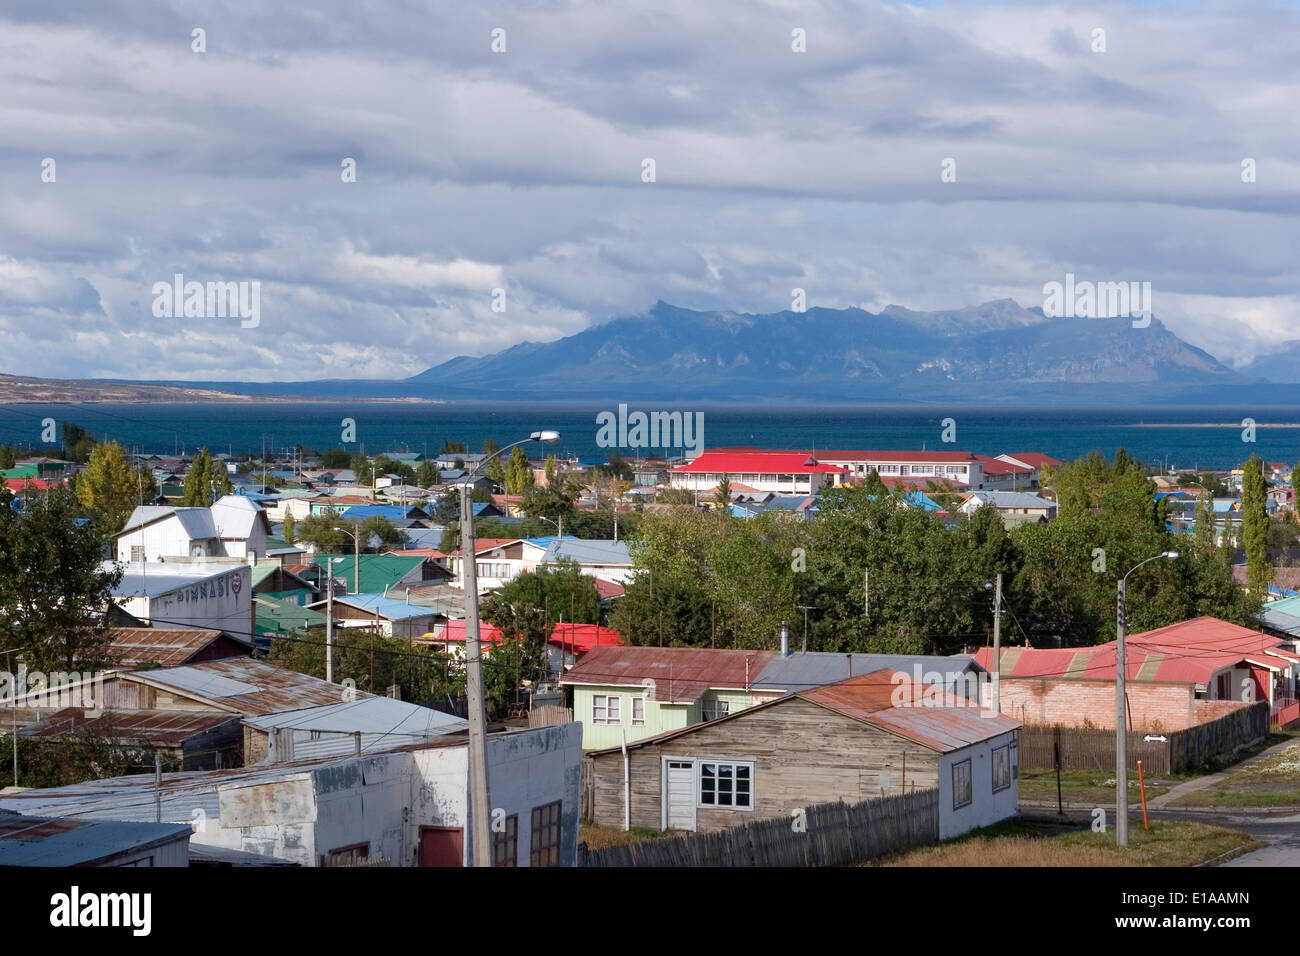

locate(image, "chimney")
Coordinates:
779 620 789 658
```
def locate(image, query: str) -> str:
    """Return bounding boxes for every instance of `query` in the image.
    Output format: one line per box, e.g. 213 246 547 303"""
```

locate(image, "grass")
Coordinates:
873 817 1260 867
1019 768 1170 805
1172 739 1300 808
578 823 667 850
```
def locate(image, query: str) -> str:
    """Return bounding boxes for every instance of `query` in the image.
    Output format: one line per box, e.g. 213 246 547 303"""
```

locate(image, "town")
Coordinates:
0 429 1296 867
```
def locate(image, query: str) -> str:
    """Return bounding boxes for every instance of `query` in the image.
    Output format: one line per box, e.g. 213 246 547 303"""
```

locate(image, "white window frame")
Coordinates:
701 698 730 722
632 697 645 725
696 758 755 811
592 694 621 725
952 758 973 810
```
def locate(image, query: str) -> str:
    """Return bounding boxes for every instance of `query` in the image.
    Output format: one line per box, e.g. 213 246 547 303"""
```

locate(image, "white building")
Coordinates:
0 723 584 867
108 562 253 633
670 450 847 496
115 495 271 563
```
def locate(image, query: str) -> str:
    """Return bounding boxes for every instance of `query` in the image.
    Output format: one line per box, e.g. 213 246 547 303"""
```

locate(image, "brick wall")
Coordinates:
997 677 1197 731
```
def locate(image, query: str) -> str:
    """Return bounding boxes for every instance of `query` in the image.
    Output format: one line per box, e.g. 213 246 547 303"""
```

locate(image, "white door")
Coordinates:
665 760 697 831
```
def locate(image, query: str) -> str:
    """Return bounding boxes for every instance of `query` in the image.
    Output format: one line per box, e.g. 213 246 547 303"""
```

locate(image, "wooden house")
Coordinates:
584 669 1020 840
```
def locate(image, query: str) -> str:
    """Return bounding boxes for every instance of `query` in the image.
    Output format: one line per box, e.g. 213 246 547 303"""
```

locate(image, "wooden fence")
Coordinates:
1019 701 1269 774
576 788 938 867
528 705 572 729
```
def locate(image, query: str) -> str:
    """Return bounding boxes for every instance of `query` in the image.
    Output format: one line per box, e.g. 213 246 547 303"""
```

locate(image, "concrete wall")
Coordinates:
186 724 583 867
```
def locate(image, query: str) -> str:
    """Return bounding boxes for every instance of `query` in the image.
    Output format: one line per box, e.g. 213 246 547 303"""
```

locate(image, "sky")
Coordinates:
1 0 1297 382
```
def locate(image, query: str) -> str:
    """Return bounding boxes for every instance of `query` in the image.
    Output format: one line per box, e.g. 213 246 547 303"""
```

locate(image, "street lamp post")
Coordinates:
1116 550 1178 846
461 429 560 867
324 556 344 684
333 520 363 594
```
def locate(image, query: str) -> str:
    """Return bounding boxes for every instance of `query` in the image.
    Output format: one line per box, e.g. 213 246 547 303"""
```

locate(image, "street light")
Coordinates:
461 429 560 867
333 520 363 594
1116 550 1178 847
324 556 345 684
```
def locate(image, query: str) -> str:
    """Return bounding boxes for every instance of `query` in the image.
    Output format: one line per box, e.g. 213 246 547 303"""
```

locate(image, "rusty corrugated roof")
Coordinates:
20 708 238 744
558 646 777 703
106 627 247 668
124 657 367 716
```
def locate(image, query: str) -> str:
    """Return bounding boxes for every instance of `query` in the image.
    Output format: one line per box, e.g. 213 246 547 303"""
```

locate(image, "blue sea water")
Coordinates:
1 402 1298 471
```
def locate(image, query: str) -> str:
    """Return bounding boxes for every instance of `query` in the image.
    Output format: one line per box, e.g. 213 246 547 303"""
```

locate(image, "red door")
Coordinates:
418 827 464 866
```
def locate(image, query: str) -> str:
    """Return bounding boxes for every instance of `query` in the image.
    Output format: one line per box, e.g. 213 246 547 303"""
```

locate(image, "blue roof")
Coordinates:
338 505 407 521
904 491 943 512
331 592 437 621
472 501 492 516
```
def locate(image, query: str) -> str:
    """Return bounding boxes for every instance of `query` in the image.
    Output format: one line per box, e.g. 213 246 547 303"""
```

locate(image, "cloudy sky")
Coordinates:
1 0 1297 382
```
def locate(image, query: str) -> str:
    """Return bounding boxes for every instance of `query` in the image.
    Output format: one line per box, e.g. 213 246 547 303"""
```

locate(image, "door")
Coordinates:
418 826 464 866
665 760 697 832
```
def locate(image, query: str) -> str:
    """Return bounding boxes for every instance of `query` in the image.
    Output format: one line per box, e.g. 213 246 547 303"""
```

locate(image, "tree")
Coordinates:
75 441 149 533
0 445 15 470
182 447 213 505
293 508 349 552
1193 491 1216 555
505 446 534 495
1241 454 1273 597
60 422 97 463
439 439 467 455
349 453 375 486
358 516 403 552
714 474 732 509
283 511 297 545
269 626 459 704
417 459 440 487
319 448 351 469
0 487 123 671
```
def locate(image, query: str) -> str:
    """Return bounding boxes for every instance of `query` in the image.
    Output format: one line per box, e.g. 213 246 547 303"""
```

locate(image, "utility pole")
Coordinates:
460 478 492 867
1116 575 1128 847
325 558 339 684
353 520 361 594
1116 551 1178 847
992 573 1002 714
796 605 817 653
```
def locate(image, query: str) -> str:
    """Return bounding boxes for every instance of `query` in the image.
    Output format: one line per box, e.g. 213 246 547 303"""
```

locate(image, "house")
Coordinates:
0 813 193 867
0 723 582 867
446 538 530 590
108 562 254 634
310 553 428 594
560 646 778 749
254 596 332 649
115 495 272 562
974 616 1300 727
305 592 438 640
958 491 1057 526
583 669 1019 839
781 448 987 489
19 709 245 771
994 453 1062 489
750 652 988 703
1260 594 1300 639
546 624 624 676
670 450 847 496
242 695 467 763
538 538 634 583
104 626 252 668
250 561 319 605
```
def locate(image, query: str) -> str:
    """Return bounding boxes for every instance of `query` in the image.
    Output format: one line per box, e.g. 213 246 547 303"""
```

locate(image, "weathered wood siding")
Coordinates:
587 696 940 832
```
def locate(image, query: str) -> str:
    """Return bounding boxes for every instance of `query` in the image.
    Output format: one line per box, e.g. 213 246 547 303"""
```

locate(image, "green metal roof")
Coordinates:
254 597 329 635
311 554 424 594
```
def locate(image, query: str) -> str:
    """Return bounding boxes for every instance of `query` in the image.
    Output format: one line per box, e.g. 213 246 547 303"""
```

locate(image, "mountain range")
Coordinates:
16 300 1300 404
410 299 1257 401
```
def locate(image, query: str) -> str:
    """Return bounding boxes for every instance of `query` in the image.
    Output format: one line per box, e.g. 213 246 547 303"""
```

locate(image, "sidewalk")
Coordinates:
1145 735 1300 809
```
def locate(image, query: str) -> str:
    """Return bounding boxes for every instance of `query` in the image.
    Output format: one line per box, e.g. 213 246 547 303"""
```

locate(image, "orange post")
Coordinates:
1137 759 1150 831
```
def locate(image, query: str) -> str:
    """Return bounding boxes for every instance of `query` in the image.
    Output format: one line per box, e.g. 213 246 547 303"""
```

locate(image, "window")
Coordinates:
701 698 730 722
699 760 752 809
592 695 621 724
530 802 562 867
492 814 518 867
952 759 972 810
130 545 145 562
632 697 645 725
991 745 1011 793
309 730 322 741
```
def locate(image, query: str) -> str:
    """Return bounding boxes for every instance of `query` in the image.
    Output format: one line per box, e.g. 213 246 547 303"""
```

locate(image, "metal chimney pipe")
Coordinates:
779 620 789 658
